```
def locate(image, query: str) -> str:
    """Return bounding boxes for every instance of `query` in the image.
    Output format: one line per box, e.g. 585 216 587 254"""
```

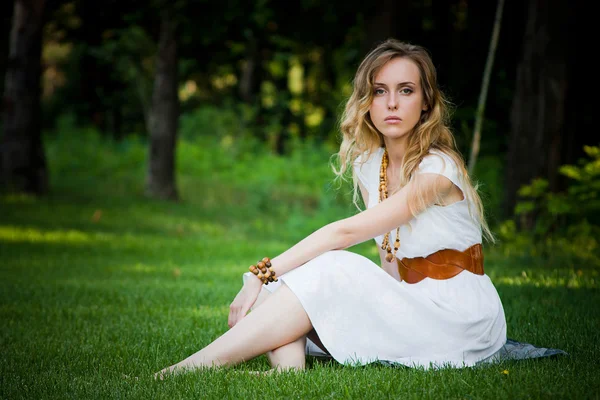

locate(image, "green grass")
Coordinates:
1 132 599 399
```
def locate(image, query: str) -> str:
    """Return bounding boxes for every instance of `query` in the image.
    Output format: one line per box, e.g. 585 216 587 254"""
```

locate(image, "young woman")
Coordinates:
156 38 507 377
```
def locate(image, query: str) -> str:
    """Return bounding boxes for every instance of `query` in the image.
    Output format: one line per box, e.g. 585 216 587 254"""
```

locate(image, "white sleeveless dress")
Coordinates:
244 147 507 369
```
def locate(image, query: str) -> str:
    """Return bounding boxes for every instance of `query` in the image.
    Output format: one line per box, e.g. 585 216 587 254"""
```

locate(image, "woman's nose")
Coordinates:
387 94 398 110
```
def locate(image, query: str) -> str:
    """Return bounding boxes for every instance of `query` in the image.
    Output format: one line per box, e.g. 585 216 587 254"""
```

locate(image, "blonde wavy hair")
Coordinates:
332 38 494 243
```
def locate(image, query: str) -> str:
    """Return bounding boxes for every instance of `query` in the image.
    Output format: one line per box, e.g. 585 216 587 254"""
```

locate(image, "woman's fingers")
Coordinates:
228 304 239 328
235 303 248 326
235 306 248 326
227 280 261 328
231 302 250 327
229 301 246 328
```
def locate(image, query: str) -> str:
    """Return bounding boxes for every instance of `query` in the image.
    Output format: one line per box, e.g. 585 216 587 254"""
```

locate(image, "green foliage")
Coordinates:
46 113 147 196
44 111 355 244
471 154 504 226
179 105 254 141
175 134 355 242
499 146 600 267
516 145 600 224
90 25 157 120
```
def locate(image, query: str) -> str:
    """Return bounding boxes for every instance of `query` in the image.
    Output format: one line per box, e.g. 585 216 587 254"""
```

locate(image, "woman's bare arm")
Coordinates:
268 173 454 277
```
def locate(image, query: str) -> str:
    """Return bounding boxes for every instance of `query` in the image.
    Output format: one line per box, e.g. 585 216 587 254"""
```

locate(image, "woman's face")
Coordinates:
369 57 427 143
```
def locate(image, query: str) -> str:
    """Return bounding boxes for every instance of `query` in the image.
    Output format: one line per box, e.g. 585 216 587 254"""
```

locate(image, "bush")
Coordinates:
498 145 600 266
43 110 355 242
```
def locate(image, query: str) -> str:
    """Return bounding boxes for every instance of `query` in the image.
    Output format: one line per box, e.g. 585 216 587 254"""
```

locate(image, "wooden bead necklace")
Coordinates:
379 148 401 262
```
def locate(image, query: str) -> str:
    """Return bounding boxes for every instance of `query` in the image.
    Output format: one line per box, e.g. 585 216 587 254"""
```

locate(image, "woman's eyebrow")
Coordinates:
373 81 416 87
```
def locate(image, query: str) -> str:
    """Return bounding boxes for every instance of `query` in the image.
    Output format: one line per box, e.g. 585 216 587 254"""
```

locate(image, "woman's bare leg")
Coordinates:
157 283 312 376
252 288 307 371
268 337 307 371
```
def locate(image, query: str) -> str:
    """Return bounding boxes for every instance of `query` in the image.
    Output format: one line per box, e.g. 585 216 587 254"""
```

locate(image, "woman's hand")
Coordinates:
228 276 263 328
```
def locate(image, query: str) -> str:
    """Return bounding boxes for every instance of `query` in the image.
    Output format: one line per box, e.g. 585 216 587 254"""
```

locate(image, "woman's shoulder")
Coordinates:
353 146 384 167
418 149 466 189
353 147 384 186
418 149 464 173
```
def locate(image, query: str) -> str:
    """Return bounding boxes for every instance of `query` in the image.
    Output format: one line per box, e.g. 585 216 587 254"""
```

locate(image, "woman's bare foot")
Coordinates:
241 366 304 376
154 366 179 381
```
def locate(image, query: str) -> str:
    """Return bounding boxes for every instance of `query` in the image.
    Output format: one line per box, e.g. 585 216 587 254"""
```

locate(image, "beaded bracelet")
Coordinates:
249 257 278 285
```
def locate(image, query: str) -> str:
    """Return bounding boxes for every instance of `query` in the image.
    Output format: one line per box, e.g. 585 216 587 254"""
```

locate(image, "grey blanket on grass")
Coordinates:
477 338 568 364
376 339 568 369
308 339 568 368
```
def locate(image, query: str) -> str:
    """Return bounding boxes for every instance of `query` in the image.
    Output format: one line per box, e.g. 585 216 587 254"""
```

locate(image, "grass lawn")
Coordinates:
1 136 599 399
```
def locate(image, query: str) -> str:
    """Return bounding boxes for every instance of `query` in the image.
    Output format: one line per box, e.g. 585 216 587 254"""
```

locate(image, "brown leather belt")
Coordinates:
397 243 484 284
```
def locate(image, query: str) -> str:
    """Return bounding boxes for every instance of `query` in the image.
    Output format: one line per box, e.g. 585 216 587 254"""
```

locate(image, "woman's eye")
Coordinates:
400 88 413 94
374 88 386 95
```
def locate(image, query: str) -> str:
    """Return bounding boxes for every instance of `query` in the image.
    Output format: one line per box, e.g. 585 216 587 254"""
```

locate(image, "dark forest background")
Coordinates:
1 0 597 258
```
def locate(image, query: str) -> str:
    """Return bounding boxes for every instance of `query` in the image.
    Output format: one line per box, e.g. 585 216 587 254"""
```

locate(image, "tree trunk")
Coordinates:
239 32 258 103
504 0 570 221
361 0 398 55
1 0 47 195
146 10 179 200
468 0 505 175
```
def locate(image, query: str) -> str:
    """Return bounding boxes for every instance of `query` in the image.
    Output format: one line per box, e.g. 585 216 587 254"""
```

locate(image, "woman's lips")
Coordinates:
385 117 402 123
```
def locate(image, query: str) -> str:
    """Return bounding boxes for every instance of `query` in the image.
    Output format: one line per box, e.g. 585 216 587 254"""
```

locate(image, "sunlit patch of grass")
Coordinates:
0 225 103 244
495 269 597 289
